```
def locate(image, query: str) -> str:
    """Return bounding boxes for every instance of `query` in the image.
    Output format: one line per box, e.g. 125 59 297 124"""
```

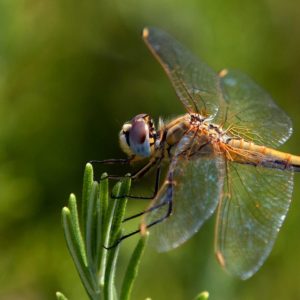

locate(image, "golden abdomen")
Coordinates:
226 139 300 170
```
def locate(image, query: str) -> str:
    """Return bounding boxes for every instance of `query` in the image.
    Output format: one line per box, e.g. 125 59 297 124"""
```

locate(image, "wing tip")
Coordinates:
215 250 226 268
218 68 228 78
142 27 150 40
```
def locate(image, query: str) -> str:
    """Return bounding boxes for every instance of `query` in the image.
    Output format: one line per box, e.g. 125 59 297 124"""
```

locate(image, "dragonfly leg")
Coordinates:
90 156 161 200
122 193 166 223
89 158 132 165
89 157 158 185
89 157 145 181
104 198 173 250
143 197 173 230
122 172 172 223
110 159 161 200
104 180 174 249
111 165 161 200
89 158 133 181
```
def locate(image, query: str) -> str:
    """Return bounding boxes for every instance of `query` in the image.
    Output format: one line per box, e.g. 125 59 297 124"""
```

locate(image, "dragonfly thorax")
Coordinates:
119 114 157 158
164 113 225 152
190 113 207 125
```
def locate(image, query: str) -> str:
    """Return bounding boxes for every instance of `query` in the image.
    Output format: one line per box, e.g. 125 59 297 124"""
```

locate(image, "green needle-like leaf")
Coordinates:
102 176 131 299
120 232 149 300
99 173 109 224
109 177 131 244
85 181 99 273
56 291 68 300
95 173 109 272
104 243 120 300
99 176 131 288
195 291 209 300
82 163 94 237
62 207 97 298
68 194 87 266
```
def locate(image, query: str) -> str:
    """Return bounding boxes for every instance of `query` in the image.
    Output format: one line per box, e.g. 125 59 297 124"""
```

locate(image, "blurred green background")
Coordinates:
1 1 300 299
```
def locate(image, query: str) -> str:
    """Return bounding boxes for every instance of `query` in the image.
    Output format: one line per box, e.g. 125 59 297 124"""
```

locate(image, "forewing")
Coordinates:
216 69 293 148
145 133 225 252
215 161 294 279
143 27 223 117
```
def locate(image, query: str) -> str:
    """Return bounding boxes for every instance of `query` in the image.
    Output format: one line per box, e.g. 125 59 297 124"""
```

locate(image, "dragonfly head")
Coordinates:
119 114 156 158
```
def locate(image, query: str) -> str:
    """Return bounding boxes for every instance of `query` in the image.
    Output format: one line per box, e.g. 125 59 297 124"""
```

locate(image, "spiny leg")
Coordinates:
89 158 131 165
112 165 161 200
122 190 165 223
111 159 161 200
91 157 164 220
90 156 158 182
104 178 174 249
104 199 173 250
89 158 133 181
89 157 162 202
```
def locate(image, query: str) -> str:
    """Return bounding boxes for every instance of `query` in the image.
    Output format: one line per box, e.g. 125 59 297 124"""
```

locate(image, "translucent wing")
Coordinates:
143 27 223 118
216 69 293 148
215 161 294 279
145 132 225 252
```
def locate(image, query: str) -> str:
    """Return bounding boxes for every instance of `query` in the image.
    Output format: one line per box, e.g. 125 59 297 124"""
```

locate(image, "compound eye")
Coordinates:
130 120 146 144
129 119 151 157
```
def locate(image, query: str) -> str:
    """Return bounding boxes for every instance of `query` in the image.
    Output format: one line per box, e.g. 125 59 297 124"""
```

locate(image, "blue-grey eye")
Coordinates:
129 119 151 157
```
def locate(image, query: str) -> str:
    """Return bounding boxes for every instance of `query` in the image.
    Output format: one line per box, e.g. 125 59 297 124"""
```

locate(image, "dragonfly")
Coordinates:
95 27 300 280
